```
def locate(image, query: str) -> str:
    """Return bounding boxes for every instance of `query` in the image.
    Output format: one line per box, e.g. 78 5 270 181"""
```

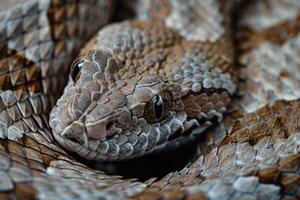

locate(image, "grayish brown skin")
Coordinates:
49 11 236 161
2 0 300 200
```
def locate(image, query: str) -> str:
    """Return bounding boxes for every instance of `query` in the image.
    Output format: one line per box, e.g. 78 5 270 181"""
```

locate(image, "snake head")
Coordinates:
50 34 234 161
50 50 191 161
48 19 237 161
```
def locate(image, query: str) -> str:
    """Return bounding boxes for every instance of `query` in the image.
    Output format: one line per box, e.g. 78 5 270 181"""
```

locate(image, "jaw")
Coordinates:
52 109 219 161
143 115 216 156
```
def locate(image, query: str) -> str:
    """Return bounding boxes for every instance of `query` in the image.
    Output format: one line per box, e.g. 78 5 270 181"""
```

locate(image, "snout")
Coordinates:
58 115 116 147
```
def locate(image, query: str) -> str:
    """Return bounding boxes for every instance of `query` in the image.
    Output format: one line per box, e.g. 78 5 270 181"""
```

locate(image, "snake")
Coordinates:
1 0 300 199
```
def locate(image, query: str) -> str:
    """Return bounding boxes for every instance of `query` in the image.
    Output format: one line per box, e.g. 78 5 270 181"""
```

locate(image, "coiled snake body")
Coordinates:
1 0 300 199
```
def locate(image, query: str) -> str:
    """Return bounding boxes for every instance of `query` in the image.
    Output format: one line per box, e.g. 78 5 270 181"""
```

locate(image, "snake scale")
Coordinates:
1 0 300 199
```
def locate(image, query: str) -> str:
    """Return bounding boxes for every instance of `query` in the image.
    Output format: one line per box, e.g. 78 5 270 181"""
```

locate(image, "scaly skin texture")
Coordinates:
1 0 300 200
49 0 236 161
236 0 300 113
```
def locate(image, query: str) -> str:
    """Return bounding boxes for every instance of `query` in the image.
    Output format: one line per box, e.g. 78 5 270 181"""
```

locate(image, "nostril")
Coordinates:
86 116 115 139
106 121 114 130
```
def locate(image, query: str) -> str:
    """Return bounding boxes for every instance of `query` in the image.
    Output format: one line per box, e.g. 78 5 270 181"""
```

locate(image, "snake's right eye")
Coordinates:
70 59 84 83
143 93 172 123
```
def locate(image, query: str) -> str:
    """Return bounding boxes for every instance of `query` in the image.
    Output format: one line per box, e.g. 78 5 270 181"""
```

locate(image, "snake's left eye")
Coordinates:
143 93 172 123
70 59 84 83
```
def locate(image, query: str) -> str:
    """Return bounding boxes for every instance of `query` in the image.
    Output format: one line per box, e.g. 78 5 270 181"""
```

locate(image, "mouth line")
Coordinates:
167 128 184 142
147 115 219 155
60 127 203 160
57 114 217 161
145 133 199 156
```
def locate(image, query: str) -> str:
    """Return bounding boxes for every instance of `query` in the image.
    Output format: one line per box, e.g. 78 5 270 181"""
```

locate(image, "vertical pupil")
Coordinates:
154 96 163 119
71 60 83 82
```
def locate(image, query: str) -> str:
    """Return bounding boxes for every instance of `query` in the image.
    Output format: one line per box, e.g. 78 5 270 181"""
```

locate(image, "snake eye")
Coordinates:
70 59 84 83
143 93 172 123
